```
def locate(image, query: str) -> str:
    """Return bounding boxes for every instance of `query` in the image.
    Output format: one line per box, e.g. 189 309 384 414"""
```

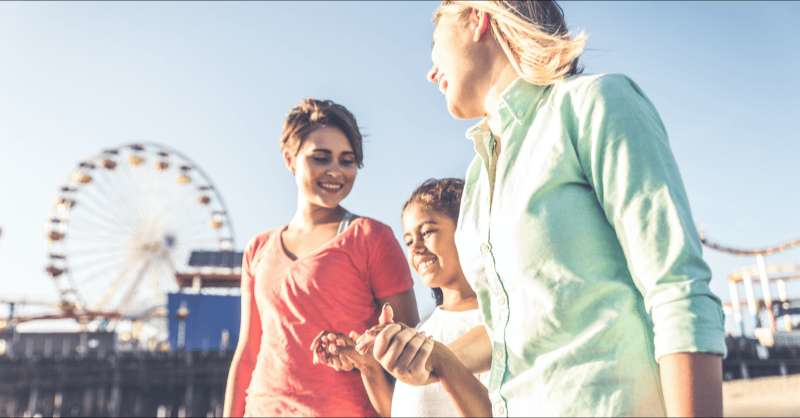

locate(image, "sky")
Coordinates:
0 1 798 325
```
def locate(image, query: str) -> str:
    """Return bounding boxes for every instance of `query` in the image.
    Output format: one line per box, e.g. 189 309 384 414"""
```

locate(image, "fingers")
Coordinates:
311 330 330 365
378 303 394 325
370 323 403 359
355 325 387 354
310 330 326 351
339 334 355 347
408 336 435 376
394 332 428 372
354 335 374 355
317 339 353 371
311 330 358 368
329 355 343 371
327 332 352 348
375 327 418 371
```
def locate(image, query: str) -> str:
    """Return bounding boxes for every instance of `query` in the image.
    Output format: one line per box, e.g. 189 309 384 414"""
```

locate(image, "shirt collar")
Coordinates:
465 77 549 144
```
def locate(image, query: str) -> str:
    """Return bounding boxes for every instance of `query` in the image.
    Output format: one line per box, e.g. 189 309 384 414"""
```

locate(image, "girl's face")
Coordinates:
285 126 357 209
428 9 491 119
402 203 462 289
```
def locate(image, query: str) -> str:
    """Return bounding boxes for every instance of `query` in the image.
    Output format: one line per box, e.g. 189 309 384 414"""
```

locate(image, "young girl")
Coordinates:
369 2 726 417
222 98 419 417
312 178 491 417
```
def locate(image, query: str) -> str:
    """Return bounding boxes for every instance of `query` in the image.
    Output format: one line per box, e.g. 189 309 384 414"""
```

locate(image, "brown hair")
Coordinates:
435 0 586 85
279 98 364 168
402 178 465 306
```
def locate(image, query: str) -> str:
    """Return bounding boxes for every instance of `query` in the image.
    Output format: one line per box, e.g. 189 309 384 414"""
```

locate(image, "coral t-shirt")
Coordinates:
242 217 413 417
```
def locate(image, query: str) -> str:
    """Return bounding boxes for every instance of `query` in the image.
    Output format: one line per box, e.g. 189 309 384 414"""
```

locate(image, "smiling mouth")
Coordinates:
416 257 438 274
318 181 343 193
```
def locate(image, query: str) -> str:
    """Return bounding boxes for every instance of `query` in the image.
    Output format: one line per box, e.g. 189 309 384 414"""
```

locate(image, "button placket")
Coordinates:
481 165 511 417
490 391 508 417
486 256 511 418
489 362 503 389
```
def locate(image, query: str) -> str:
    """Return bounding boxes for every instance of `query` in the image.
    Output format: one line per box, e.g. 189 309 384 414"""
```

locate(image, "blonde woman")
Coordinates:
222 98 419 417
367 1 726 417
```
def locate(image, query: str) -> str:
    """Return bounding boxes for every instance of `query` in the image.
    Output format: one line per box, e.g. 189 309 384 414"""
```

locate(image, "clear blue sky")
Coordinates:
1 1 798 320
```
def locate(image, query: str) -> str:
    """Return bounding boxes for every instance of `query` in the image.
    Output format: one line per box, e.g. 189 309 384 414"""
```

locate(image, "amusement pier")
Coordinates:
1 143 798 417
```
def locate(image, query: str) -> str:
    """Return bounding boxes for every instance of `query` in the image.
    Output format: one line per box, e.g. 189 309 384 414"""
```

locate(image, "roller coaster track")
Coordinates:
700 232 800 257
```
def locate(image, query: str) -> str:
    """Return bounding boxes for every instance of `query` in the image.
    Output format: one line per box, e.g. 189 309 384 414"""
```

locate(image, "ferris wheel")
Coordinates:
44 143 236 336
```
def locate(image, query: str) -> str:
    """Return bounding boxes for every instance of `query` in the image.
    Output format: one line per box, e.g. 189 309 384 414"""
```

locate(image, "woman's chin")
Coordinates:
309 196 343 209
309 187 352 208
421 274 445 289
447 99 482 120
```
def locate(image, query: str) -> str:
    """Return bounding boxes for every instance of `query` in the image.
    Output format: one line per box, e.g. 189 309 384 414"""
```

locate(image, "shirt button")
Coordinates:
494 403 506 416
480 242 492 256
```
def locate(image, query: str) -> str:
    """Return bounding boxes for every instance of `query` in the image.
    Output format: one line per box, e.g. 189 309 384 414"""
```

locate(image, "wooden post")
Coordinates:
755 255 777 333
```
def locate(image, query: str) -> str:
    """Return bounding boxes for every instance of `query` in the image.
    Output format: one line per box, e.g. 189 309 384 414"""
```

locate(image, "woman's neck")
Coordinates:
439 273 479 312
289 199 344 232
483 61 519 140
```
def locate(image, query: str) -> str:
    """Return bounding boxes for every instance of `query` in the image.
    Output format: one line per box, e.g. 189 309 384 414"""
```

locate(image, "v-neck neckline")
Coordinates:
277 217 358 264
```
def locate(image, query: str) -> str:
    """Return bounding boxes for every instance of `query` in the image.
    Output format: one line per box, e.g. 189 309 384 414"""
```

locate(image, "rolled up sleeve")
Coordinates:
575 74 727 360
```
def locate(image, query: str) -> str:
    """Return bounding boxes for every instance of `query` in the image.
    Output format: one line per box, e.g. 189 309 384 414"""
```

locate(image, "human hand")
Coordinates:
310 329 356 372
355 304 436 386
310 330 376 372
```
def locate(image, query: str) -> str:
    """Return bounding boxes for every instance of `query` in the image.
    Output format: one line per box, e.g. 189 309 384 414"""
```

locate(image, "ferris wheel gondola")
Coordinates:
44 143 236 341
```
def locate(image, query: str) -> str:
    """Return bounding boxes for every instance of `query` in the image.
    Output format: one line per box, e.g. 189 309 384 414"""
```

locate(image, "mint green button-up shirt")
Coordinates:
455 74 726 417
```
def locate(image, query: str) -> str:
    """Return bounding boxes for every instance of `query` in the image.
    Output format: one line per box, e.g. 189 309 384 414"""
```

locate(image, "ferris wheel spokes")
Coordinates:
114 256 157 315
44 142 237 343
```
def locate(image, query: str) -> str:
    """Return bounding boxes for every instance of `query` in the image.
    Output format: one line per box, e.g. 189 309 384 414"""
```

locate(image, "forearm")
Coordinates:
359 362 395 417
658 352 722 417
223 352 254 417
447 325 492 374
434 342 491 417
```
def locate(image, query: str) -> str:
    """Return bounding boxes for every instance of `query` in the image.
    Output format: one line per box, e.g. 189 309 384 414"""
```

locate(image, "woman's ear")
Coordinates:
472 9 491 42
282 149 295 175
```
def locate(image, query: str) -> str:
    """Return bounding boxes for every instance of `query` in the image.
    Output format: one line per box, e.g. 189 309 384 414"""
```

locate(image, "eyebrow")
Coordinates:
415 220 438 230
402 220 438 237
309 149 355 155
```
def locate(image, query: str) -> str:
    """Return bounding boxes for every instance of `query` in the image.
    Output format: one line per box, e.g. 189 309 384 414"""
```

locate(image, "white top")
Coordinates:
390 307 489 417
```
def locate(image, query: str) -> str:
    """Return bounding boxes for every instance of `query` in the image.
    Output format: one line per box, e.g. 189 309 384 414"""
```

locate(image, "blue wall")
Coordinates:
167 293 240 352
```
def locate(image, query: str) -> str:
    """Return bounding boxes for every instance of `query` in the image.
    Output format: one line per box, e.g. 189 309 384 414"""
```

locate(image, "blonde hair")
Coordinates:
435 1 587 86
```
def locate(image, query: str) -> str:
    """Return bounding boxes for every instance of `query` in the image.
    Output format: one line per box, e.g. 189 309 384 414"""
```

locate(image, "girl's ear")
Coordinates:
282 149 295 175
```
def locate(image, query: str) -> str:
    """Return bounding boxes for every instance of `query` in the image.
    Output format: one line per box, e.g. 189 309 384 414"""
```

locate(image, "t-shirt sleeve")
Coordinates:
242 233 267 289
238 235 263 358
366 222 414 299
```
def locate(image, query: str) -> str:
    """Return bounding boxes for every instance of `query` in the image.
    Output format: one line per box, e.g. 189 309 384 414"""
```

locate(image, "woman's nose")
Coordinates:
325 168 344 179
412 239 427 254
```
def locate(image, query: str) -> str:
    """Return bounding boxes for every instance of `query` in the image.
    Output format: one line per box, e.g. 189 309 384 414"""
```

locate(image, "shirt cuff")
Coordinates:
651 293 727 361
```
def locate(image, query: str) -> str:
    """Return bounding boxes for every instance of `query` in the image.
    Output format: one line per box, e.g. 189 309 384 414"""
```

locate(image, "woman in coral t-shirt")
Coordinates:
223 98 419 417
